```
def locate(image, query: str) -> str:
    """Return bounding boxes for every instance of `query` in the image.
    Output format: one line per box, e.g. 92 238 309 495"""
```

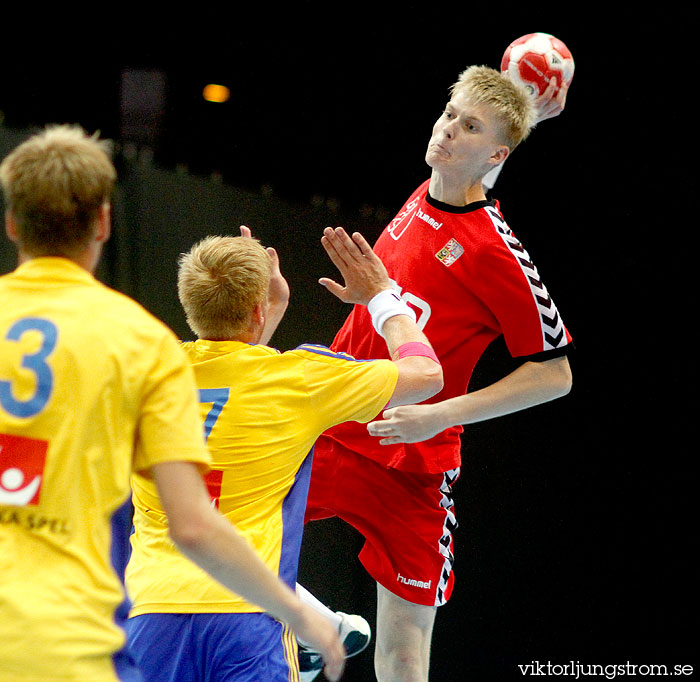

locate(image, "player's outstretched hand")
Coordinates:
319 226 391 306
367 403 445 444
534 77 569 123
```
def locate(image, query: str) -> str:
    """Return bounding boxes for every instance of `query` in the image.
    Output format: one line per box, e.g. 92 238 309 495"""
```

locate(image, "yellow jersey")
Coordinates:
126 340 398 615
0 258 210 682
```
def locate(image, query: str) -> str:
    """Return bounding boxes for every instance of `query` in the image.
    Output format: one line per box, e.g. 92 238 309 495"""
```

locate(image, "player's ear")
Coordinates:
253 302 265 326
4 211 19 243
491 145 510 165
251 300 267 337
94 203 111 244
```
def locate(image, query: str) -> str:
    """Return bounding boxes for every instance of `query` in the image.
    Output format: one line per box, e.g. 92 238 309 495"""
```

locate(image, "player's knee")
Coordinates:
375 646 427 682
375 635 429 682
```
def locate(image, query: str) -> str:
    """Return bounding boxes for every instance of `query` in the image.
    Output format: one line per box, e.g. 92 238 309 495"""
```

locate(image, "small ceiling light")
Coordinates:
203 84 231 103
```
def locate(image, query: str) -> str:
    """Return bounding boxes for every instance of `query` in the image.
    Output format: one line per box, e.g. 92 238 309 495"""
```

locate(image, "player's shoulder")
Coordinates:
287 343 371 364
286 345 395 393
417 199 505 260
288 344 395 379
461 199 516 246
180 339 282 360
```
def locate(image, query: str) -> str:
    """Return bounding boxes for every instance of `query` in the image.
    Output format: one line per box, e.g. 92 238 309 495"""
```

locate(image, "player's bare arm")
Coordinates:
240 224 290 345
319 226 443 407
368 355 571 444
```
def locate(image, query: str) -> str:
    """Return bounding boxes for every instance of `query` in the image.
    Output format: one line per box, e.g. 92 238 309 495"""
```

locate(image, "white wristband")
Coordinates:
367 289 416 337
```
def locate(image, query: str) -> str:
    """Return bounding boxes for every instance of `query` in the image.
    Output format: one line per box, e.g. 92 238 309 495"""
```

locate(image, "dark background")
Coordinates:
0 6 694 680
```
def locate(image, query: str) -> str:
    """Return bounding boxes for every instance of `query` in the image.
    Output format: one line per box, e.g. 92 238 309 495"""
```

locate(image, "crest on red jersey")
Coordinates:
435 239 464 266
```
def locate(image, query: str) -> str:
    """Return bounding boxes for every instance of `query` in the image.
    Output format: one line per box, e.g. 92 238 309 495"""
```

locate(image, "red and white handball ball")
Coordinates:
500 32 575 98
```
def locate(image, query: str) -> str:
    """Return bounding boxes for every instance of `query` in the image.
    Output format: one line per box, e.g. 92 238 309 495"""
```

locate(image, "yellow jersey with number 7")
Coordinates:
126 339 398 615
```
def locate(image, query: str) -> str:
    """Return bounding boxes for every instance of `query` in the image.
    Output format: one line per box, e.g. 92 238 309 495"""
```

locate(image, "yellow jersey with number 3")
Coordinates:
126 339 398 615
0 257 210 682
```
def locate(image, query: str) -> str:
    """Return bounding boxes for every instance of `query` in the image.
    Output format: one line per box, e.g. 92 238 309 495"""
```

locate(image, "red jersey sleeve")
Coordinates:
473 204 572 357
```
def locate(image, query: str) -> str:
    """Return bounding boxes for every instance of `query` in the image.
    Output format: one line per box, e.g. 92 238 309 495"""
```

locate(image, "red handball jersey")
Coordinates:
324 180 572 473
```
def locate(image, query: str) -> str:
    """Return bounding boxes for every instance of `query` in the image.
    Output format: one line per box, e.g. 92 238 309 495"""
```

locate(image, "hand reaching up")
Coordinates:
319 227 391 305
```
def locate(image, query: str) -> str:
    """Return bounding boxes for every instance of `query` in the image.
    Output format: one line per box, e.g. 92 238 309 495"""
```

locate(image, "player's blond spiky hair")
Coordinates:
177 235 271 340
450 65 537 150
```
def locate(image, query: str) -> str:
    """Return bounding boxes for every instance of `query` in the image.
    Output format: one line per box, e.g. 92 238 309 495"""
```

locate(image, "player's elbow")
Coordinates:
425 361 444 397
546 355 573 399
390 358 444 406
168 520 202 554
167 506 213 556
409 357 444 402
560 365 573 397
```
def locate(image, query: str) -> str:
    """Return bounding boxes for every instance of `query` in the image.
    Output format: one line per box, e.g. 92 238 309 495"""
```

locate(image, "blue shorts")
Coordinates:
125 612 299 682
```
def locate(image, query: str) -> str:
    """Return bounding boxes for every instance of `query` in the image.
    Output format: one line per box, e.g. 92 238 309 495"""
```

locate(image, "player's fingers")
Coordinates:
324 656 345 682
367 410 398 432
321 231 351 270
556 79 569 107
367 422 383 436
367 421 391 436
329 226 365 264
240 225 252 238
318 277 347 300
322 227 350 261
351 231 375 258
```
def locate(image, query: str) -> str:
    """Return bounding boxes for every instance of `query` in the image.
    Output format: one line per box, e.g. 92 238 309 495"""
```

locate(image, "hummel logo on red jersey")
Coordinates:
416 208 443 230
0 433 48 506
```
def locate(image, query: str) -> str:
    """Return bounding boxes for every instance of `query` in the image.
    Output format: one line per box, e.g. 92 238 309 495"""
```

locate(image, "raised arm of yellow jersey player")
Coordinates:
368 355 572 444
151 460 345 682
239 225 290 346
319 226 443 407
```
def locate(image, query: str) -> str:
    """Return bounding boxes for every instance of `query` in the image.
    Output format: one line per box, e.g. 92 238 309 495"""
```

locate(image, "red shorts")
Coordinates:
304 434 460 607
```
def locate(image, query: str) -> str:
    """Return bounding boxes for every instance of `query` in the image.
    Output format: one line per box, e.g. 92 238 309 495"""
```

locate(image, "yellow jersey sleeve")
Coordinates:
133 331 211 476
292 344 398 428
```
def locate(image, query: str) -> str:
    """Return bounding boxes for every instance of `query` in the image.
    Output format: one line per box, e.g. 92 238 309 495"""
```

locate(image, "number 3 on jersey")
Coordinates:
0 318 58 418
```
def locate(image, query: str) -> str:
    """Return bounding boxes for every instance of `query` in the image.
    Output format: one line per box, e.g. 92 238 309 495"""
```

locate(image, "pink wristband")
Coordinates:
395 342 440 364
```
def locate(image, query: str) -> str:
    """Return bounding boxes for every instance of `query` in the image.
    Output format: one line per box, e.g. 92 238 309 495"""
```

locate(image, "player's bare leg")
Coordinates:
374 583 436 682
